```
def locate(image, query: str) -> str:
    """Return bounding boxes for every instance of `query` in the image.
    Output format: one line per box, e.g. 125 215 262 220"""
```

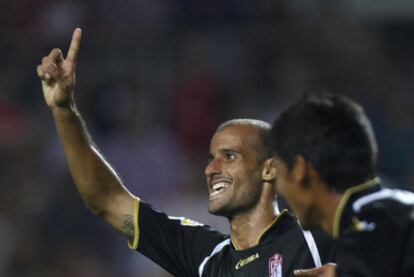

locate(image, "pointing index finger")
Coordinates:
66 28 82 67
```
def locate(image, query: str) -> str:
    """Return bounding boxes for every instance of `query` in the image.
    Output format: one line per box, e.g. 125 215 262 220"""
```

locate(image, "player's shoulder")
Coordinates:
140 201 227 235
167 216 206 227
354 188 414 216
168 215 229 239
349 187 414 235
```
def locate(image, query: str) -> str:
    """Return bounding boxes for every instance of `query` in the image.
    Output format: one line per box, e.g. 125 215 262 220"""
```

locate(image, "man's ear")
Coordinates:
262 157 277 182
291 155 309 188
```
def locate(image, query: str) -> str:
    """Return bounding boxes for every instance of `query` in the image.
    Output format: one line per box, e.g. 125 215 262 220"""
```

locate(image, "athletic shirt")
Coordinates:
128 200 322 277
330 178 414 277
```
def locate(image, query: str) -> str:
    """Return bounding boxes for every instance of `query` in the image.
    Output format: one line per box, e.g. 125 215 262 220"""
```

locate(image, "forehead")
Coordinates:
210 125 259 152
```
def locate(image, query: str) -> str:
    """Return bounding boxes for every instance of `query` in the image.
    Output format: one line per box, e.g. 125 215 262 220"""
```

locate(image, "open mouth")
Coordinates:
209 182 230 199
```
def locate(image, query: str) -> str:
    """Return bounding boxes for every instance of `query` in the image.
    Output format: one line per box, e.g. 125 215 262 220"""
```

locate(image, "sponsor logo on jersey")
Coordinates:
235 253 259 270
268 253 282 277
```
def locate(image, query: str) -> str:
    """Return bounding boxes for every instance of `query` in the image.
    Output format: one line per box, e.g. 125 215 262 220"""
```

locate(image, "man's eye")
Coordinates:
225 152 236 160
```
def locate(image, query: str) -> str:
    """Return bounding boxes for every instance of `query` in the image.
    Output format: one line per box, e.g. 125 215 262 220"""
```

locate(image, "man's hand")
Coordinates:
294 263 337 277
37 28 82 108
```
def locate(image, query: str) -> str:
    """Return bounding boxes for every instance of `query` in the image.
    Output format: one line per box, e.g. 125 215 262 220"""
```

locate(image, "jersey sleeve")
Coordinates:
128 198 227 276
333 209 408 277
400 221 414 277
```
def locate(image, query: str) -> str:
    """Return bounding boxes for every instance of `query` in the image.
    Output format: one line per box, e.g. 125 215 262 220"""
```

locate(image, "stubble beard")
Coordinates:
208 179 263 219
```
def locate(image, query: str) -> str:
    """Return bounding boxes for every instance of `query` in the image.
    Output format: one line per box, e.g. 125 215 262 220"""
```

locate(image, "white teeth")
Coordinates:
209 182 229 198
210 190 220 197
212 182 228 191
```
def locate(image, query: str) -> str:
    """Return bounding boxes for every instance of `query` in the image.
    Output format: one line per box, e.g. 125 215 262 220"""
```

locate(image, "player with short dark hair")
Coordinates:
270 92 414 277
37 28 322 277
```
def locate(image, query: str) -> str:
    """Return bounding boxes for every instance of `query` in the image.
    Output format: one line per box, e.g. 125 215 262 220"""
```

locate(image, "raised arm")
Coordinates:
37 28 136 241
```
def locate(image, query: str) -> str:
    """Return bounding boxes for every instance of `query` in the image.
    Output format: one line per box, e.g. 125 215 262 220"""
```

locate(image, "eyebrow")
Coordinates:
220 149 237 154
208 149 238 160
219 149 241 158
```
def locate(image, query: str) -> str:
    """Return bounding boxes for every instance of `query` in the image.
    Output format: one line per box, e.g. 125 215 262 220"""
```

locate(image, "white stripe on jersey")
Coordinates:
198 239 231 277
302 230 322 267
353 189 414 213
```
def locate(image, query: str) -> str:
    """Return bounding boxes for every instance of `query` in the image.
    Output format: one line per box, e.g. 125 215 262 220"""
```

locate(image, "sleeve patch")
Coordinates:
168 216 204 227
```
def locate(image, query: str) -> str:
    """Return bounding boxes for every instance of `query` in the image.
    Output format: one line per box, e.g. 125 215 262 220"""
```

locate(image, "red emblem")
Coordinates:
268 253 283 277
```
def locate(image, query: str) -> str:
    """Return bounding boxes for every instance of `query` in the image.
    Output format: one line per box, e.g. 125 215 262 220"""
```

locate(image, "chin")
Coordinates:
208 204 230 217
208 207 225 216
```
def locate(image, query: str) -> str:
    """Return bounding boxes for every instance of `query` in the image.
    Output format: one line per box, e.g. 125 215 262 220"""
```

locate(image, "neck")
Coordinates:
228 183 277 250
319 190 343 236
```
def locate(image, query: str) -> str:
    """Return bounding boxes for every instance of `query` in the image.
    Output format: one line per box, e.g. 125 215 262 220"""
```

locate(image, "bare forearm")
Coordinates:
39 29 136 240
51 105 130 215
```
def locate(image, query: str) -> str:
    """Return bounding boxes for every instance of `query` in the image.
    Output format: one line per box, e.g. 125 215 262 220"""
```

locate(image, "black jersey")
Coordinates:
128 199 322 277
330 177 414 277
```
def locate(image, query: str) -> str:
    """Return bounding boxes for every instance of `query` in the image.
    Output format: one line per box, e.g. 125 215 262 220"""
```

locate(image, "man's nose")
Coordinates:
205 158 221 177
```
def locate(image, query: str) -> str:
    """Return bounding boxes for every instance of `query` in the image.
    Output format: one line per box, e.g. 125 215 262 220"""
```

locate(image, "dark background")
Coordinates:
1 1 413 276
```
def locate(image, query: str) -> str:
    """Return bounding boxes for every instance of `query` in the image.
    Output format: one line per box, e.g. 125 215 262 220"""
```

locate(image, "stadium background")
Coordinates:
0 1 413 276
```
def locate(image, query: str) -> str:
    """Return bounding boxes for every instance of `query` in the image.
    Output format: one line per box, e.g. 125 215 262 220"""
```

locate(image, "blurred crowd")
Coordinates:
0 1 413 276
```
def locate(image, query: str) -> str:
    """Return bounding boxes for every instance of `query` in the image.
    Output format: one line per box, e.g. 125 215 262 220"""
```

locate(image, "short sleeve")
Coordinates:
130 200 228 276
333 214 405 276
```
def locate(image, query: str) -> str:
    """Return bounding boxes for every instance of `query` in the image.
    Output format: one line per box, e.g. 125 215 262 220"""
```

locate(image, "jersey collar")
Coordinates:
332 177 381 238
230 209 292 250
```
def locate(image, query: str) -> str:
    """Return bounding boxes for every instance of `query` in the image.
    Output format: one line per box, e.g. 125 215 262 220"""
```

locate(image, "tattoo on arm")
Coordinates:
122 214 134 239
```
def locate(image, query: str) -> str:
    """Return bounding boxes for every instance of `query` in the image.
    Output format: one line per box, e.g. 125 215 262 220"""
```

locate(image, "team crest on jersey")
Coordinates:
168 216 204 226
268 253 282 277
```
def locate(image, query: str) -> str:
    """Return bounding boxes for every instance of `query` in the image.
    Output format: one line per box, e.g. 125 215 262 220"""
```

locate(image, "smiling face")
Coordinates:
205 125 264 217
